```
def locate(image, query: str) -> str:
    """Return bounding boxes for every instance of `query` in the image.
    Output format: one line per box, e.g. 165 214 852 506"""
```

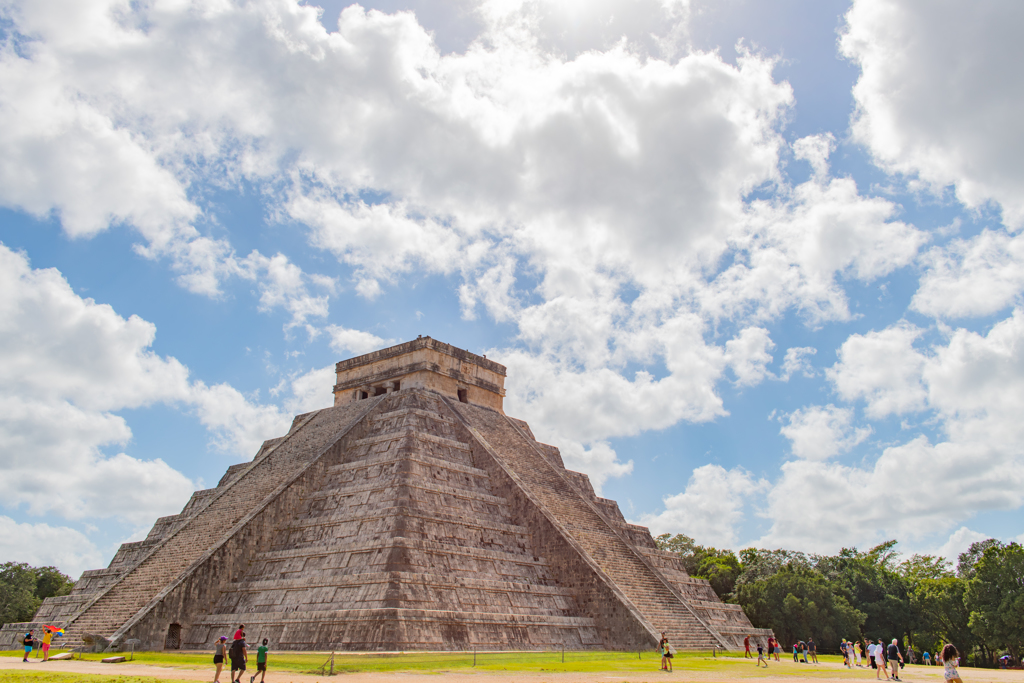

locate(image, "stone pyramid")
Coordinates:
3 338 770 652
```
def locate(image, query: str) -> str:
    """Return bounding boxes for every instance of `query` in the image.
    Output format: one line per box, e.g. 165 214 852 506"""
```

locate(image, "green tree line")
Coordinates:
0 562 75 627
655 534 1024 666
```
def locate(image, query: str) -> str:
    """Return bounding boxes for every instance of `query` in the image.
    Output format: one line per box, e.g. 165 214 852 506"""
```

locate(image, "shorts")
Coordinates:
41 644 50 654
257 662 267 671
214 655 224 664
768 646 775 654
230 659 246 672
24 646 32 654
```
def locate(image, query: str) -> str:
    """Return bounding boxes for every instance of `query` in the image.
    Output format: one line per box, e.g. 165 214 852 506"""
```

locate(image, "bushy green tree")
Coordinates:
33 566 74 600
957 539 1004 579
815 542 914 643
966 542 1024 661
734 567 865 650
0 563 42 627
0 563 75 628
655 533 741 599
913 576 974 657
737 548 813 585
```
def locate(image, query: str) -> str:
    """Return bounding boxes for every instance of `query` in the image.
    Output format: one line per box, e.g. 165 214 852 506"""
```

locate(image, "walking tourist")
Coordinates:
869 640 878 669
923 651 932 666
841 640 850 668
229 635 248 683
251 638 269 683
214 636 227 683
767 636 777 661
659 633 673 672
757 642 768 667
22 631 33 662
808 637 818 663
941 644 963 683
888 639 904 681
40 628 52 662
874 640 889 680
745 635 752 658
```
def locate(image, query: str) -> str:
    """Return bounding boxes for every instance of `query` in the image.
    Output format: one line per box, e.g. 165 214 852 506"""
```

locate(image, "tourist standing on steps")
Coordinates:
888 639 904 681
22 631 33 662
745 635 752 658
757 642 768 667
941 644 964 683
229 635 247 683
213 636 227 683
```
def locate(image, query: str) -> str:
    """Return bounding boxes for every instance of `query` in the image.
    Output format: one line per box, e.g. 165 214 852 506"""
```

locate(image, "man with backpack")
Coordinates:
229 635 247 683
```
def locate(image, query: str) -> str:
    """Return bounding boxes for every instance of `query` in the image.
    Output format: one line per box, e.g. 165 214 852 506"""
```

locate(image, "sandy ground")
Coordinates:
3 656 1023 683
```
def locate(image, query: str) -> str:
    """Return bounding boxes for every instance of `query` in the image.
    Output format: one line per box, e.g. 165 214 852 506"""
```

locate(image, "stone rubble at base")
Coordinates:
1 337 772 652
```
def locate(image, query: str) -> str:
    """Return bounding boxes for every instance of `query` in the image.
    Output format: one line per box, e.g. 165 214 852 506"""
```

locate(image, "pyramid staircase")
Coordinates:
446 399 726 650
57 399 381 649
188 392 598 649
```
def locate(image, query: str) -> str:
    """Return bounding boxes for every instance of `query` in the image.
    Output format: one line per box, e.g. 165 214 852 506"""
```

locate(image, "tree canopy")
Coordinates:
655 534 1022 665
0 563 75 627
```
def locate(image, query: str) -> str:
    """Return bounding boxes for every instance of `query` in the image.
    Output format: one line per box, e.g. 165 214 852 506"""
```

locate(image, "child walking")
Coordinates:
251 638 269 683
757 642 768 667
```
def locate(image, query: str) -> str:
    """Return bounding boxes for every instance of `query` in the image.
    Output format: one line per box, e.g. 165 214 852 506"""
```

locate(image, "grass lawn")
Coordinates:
1 649 867 677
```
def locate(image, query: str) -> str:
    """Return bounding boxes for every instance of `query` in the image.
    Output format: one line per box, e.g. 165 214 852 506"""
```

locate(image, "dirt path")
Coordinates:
3 657 1023 683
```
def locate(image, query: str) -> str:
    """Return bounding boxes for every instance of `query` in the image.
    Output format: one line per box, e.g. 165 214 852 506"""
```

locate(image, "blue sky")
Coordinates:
1 0 1023 576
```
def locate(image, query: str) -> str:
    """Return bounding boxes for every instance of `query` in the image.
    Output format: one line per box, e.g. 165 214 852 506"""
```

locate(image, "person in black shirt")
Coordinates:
229 637 248 683
22 632 33 662
888 639 904 681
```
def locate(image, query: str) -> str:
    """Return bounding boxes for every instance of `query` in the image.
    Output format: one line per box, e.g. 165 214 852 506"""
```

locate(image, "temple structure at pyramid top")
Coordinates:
2 338 771 652
333 337 507 412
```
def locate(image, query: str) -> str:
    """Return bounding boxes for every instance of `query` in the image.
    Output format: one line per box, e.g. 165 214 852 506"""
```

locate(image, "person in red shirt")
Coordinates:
233 625 245 640
745 635 752 658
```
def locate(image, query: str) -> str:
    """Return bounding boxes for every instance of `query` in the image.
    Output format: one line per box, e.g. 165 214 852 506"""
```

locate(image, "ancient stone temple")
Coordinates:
3 338 770 652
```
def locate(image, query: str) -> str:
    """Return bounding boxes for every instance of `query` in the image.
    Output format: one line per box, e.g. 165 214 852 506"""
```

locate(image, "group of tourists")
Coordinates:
741 634 965 682
214 624 269 683
20 627 57 662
